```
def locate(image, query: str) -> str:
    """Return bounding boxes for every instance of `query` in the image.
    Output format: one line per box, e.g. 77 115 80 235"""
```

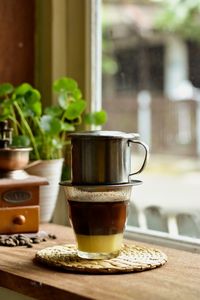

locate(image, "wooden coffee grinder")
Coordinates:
0 121 48 234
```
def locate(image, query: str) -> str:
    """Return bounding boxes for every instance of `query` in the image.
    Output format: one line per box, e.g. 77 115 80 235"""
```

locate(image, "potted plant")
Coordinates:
0 77 107 222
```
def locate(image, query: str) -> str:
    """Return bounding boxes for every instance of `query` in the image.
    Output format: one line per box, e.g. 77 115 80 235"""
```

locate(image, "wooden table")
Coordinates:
0 223 199 300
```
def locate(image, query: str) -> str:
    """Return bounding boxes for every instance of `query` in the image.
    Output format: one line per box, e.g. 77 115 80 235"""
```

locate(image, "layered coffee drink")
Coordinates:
68 199 129 259
60 181 140 259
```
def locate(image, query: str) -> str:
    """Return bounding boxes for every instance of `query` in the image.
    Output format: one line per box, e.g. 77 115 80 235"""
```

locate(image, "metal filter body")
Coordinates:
68 131 148 185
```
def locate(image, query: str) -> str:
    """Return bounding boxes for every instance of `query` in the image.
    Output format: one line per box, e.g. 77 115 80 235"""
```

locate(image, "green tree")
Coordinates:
155 0 200 42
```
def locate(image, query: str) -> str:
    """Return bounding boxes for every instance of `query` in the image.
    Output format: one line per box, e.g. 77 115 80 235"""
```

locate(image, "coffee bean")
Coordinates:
0 232 57 248
12 237 19 246
19 238 30 245
32 238 40 244
48 234 57 239
18 234 27 239
5 240 15 247
19 240 26 246
18 236 27 240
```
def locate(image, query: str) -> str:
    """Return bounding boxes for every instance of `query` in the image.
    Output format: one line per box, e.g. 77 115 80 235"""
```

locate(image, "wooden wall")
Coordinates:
0 0 35 85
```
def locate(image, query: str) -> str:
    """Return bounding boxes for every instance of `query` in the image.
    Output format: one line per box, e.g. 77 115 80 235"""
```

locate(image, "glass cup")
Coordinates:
60 180 142 259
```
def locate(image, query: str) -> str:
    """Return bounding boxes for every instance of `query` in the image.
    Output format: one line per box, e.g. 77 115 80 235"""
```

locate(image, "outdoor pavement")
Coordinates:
128 154 200 237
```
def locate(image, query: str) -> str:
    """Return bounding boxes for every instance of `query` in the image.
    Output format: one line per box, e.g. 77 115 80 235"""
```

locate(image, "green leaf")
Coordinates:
72 88 82 100
27 89 41 102
61 122 75 131
52 138 63 149
15 83 33 96
0 105 12 121
154 0 200 42
84 110 107 125
71 116 82 125
0 83 14 97
94 110 107 125
40 115 62 136
25 90 42 117
12 135 30 147
65 100 86 120
44 105 63 117
58 92 71 109
84 114 93 125
28 101 42 117
53 77 78 93
14 88 41 117
102 56 118 75
0 94 14 122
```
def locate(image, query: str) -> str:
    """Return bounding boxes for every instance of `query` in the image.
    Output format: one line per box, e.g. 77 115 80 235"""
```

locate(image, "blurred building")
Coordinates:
102 1 200 157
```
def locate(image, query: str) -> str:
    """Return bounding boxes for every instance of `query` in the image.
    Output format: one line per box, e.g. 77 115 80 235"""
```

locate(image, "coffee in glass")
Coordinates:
68 199 128 259
60 181 141 259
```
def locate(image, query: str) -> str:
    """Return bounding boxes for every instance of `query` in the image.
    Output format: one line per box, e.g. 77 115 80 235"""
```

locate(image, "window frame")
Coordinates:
125 225 200 253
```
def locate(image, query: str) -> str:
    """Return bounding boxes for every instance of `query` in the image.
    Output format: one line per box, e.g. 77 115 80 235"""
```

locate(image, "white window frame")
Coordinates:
85 0 102 114
125 226 200 253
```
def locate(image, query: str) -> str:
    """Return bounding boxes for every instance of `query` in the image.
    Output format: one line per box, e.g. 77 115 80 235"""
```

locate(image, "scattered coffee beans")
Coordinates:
0 232 57 248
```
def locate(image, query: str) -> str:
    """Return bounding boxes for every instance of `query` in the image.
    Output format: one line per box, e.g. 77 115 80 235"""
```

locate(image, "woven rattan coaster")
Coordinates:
35 244 167 274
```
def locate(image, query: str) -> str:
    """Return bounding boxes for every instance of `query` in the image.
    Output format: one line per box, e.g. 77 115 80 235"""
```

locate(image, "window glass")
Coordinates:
102 0 200 241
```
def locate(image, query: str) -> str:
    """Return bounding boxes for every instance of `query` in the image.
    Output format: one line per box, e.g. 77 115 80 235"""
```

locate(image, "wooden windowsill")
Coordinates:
0 223 199 300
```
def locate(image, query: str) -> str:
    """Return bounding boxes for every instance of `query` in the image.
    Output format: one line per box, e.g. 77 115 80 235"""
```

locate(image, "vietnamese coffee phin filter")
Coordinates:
68 130 149 185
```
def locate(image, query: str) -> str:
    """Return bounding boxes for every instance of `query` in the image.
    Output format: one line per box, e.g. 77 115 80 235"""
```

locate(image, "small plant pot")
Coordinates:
26 158 64 223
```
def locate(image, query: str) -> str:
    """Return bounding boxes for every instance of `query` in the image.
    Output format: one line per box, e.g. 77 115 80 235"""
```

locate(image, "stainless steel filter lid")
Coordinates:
68 131 140 139
59 179 142 189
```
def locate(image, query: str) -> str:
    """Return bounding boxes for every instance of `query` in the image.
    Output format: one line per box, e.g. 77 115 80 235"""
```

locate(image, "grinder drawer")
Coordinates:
0 206 39 234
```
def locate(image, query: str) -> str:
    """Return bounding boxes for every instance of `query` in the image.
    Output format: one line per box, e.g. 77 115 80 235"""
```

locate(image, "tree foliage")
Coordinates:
155 0 200 42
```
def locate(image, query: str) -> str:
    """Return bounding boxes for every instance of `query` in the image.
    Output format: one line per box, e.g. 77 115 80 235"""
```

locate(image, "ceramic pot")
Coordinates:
26 158 64 223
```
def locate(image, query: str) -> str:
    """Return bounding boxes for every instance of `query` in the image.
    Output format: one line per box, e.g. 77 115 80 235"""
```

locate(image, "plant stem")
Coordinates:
9 116 25 135
34 118 51 159
4 95 18 136
10 106 19 135
60 111 67 143
14 102 40 160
